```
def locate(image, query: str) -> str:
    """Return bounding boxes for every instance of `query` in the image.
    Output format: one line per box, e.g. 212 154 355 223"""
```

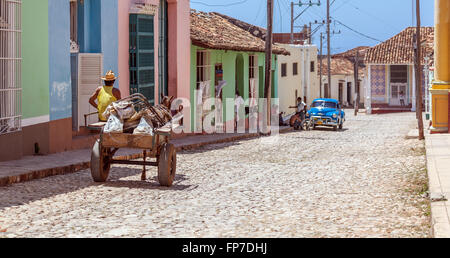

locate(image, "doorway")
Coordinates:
390 83 407 106
235 54 244 98
347 82 352 107
390 65 408 106
129 14 156 105
158 0 168 100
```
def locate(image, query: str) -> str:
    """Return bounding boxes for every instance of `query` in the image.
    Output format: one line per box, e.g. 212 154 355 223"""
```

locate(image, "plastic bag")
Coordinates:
112 101 136 121
102 104 116 121
103 114 123 133
133 117 155 136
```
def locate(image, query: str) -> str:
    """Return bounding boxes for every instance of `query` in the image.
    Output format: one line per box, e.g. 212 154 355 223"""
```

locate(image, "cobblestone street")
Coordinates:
0 111 430 238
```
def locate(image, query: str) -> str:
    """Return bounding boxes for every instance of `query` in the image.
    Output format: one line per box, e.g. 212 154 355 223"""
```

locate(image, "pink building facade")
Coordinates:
118 0 190 104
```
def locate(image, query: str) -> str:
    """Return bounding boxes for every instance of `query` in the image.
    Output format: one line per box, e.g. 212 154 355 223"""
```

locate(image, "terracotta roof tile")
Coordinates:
319 57 354 76
190 10 290 56
318 46 368 77
332 46 370 59
365 27 434 64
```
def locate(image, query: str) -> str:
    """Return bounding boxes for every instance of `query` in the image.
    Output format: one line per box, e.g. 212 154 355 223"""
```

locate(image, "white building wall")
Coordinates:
277 44 319 115
321 73 366 108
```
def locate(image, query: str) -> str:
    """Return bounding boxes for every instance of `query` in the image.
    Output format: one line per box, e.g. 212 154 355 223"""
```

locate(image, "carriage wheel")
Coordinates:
91 139 111 182
158 143 176 187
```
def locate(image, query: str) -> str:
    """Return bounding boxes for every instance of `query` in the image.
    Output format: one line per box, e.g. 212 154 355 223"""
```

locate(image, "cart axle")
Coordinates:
110 160 158 167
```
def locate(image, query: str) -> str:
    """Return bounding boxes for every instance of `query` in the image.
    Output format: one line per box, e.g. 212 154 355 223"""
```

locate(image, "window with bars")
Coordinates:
69 0 79 53
310 61 315 72
249 55 258 105
0 0 22 135
281 63 287 77
214 63 223 90
390 65 408 83
249 55 257 79
0 0 6 24
293 62 298 76
196 50 211 89
70 0 77 44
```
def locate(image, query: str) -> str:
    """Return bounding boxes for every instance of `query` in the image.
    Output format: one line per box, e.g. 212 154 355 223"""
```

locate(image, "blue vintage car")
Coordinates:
306 99 345 131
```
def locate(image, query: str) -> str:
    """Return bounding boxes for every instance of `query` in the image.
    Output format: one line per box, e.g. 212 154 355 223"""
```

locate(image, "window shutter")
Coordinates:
130 14 155 105
77 53 103 129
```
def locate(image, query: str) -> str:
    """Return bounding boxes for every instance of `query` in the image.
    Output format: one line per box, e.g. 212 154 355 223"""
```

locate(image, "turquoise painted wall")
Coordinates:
190 45 278 130
100 0 118 84
22 0 49 120
78 0 101 53
77 0 118 88
48 0 72 121
21 0 118 123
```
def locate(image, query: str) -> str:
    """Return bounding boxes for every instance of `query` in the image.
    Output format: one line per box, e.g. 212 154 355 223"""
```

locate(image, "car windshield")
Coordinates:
311 101 337 109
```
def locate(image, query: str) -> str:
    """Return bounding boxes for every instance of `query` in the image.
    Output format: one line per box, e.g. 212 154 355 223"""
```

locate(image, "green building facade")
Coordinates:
190 44 279 131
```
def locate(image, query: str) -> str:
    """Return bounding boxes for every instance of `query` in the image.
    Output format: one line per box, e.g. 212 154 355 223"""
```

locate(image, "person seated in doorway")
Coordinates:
89 70 122 122
234 90 245 130
399 91 406 107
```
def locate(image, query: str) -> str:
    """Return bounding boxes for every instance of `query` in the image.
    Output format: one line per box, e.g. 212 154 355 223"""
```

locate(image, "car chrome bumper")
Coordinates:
310 116 339 126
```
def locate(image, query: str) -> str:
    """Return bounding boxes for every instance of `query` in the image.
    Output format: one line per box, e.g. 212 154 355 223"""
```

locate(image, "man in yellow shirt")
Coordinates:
89 70 122 122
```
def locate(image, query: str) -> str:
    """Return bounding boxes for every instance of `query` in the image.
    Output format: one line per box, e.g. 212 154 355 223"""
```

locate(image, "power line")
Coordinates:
333 18 383 42
347 2 402 32
332 0 352 12
276 0 283 32
190 0 250 7
253 0 264 25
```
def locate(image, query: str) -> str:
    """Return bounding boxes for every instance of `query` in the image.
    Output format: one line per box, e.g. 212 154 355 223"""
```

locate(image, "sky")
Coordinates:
190 0 435 54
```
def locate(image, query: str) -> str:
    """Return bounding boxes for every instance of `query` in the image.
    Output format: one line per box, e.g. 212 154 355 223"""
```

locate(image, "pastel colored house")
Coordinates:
117 0 190 103
190 11 289 131
0 0 191 161
319 47 369 108
0 0 118 161
364 27 434 114
277 44 319 116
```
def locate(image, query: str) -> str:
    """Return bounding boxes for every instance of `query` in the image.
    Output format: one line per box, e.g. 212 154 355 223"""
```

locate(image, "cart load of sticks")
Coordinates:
102 94 183 135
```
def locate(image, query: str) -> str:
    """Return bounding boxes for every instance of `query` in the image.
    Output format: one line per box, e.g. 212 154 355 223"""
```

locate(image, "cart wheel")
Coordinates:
91 139 111 182
158 143 176 187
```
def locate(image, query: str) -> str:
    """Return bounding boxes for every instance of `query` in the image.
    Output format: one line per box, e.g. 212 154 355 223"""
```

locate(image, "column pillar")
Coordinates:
367 65 372 114
431 0 450 133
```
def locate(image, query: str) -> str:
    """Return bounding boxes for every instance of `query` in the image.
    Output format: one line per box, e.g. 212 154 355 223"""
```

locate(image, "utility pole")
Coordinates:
264 0 274 130
319 33 323 98
309 22 312 44
354 50 359 116
291 2 294 44
424 55 430 119
290 1 321 44
415 0 424 140
326 0 331 98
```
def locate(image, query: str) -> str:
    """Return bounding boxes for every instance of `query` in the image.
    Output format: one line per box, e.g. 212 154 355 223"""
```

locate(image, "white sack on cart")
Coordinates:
103 114 123 133
112 101 136 121
133 117 155 136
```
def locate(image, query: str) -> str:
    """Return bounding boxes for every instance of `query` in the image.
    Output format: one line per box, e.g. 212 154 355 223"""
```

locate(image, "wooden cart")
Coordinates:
90 94 177 187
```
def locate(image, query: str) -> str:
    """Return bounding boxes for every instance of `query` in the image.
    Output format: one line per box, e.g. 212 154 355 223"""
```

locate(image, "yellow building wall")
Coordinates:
431 0 450 132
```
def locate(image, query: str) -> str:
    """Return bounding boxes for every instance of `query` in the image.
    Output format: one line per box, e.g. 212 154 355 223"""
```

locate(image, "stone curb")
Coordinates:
0 127 293 187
